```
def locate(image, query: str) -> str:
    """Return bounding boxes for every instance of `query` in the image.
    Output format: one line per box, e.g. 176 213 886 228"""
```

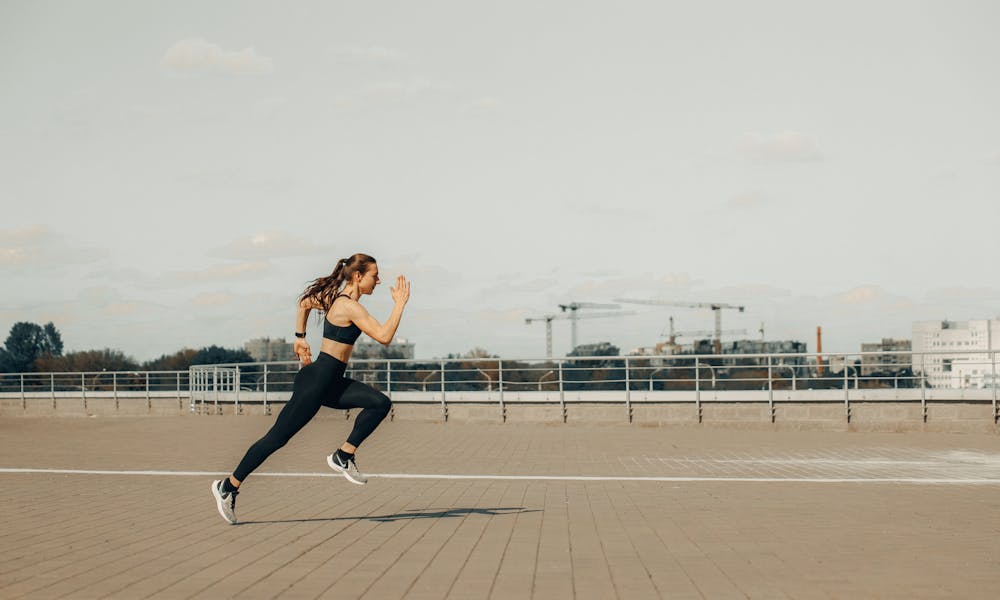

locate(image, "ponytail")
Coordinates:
299 253 376 311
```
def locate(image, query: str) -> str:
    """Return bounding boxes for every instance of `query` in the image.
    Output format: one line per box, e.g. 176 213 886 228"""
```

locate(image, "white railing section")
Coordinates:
0 370 188 411
184 350 999 424
2 350 997 423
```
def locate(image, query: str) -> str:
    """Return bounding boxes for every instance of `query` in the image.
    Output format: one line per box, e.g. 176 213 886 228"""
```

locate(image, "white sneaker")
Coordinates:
327 453 368 485
211 479 238 524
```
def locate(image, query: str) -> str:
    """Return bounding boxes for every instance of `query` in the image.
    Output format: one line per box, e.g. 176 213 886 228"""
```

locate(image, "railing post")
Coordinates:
695 361 702 423
440 360 448 421
843 361 850 423
386 361 394 421
113 372 118 411
558 360 565 423
81 373 86 410
992 349 997 424
767 355 774 423
235 366 241 415
20 373 25 410
145 372 151 412
213 367 219 415
263 364 269 415
920 367 927 418
498 359 505 422
625 356 632 423
51 372 55 410
176 371 181 411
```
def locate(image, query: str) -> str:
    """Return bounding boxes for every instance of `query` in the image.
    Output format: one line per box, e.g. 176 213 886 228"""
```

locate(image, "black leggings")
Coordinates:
232 352 391 482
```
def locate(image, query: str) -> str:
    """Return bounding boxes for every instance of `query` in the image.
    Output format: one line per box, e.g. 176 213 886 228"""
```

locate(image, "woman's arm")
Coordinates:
345 276 410 345
295 296 323 364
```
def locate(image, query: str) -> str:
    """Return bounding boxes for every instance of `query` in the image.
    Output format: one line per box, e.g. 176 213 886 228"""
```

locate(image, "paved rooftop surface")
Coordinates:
1 416 999 599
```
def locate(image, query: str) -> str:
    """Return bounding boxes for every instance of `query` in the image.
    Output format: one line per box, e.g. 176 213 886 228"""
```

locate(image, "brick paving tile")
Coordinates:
1 417 999 599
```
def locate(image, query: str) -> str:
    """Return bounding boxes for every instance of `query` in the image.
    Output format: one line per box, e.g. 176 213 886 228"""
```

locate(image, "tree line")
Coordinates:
0 321 252 373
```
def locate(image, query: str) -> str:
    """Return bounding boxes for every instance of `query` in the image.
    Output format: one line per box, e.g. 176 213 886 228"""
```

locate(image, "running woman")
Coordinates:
212 253 410 524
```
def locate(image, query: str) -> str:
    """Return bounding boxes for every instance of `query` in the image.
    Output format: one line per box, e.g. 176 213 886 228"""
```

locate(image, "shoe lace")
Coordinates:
227 488 238 508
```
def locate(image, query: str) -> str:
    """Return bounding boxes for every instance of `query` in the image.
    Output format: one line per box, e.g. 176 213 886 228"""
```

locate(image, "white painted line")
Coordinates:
0 467 998 484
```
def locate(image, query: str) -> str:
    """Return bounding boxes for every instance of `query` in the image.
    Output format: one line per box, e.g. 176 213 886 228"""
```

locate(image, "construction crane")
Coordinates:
557 302 620 350
616 298 746 354
525 310 633 358
662 317 747 344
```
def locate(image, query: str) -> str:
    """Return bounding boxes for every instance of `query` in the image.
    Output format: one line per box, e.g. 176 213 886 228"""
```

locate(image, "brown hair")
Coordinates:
299 253 377 311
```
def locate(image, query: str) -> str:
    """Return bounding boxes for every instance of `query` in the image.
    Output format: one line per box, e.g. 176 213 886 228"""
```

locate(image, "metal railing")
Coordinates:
184 349 999 423
2 350 997 423
0 370 189 411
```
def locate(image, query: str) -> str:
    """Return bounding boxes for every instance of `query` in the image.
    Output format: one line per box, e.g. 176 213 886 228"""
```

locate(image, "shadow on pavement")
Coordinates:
238 506 540 525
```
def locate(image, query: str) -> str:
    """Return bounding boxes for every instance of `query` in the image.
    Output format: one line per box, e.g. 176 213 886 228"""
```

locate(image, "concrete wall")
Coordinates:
1 390 997 433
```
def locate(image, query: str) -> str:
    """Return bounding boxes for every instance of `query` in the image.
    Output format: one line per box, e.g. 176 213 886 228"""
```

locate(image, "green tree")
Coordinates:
35 349 139 373
191 345 254 365
2 321 64 372
142 348 199 371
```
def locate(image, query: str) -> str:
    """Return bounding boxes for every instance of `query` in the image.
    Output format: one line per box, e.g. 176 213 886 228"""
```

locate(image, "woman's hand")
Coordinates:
294 338 312 366
391 275 410 305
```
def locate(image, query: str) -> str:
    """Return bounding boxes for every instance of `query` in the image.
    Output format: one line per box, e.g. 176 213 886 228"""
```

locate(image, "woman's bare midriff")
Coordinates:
320 339 354 363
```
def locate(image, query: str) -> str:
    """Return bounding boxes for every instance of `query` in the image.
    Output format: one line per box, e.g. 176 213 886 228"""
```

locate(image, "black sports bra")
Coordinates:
323 294 363 345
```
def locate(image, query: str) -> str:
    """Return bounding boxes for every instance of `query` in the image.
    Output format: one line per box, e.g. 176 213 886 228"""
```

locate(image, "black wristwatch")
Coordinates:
294 332 306 339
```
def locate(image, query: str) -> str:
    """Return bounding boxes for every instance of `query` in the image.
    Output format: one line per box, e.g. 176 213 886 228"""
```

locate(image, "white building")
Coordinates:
244 337 295 362
911 319 1000 389
860 338 911 376
351 338 416 360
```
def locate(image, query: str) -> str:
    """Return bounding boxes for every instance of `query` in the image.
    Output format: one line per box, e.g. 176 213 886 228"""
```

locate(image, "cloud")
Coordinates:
734 131 822 163
711 283 792 299
85 266 147 282
460 97 502 116
191 292 236 307
836 285 883 305
576 203 652 219
161 39 273 75
164 261 272 284
924 286 1000 303
103 302 143 317
1 225 55 266
330 44 407 64
568 273 697 298
477 277 561 301
332 78 457 110
726 190 768 210
929 166 958 181
988 152 1000 166
359 78 433 101
0 225 106 269
211 231 329 260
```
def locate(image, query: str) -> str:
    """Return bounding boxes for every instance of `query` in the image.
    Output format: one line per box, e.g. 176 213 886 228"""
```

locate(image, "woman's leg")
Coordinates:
231 364 328 483
323 379 392 449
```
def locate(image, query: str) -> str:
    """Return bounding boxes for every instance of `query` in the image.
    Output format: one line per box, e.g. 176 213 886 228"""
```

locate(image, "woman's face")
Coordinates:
358 263 380 295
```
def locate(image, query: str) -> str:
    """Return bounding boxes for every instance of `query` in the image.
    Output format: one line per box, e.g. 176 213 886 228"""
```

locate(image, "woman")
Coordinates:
212 253 410 524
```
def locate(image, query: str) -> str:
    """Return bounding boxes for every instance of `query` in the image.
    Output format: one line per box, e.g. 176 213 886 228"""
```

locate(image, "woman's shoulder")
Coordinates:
327 294 360 321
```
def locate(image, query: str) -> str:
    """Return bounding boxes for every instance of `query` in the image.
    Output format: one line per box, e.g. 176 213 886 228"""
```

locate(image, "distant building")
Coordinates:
860 338 911 376
629 342 674 356
351 338 415 360
244 337 295 363
686 339 807 366
911 319 1000 388
570 342 620 357
630 339 806 364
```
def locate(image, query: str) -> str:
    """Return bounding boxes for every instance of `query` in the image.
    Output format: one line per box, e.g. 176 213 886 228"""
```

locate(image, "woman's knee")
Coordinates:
373 393 392 413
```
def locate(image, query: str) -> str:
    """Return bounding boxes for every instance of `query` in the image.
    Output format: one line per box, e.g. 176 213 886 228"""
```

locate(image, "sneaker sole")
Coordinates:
327 455 367 485
210 480 237 525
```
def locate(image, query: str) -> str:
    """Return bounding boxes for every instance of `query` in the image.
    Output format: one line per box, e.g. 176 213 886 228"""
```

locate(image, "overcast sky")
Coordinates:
2 1 998 362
